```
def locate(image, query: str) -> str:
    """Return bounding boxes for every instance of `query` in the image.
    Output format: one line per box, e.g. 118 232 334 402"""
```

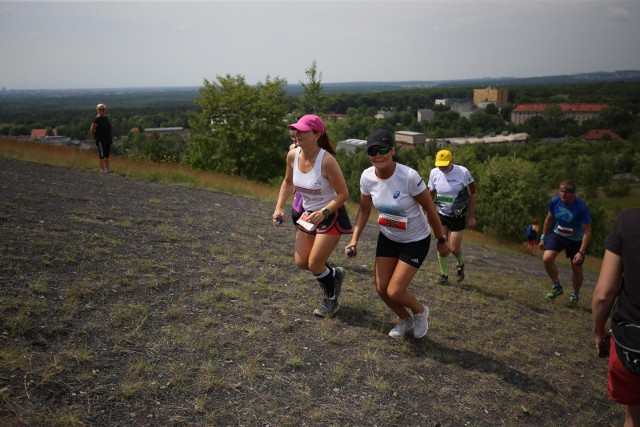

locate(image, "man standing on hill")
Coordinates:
89 103 113 173
540 180 592 308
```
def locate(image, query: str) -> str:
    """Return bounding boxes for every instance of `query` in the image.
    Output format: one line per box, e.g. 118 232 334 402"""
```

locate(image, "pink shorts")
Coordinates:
608 338 640 405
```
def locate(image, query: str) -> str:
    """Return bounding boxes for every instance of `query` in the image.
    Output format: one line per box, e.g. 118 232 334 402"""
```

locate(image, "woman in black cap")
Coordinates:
345 129 450 339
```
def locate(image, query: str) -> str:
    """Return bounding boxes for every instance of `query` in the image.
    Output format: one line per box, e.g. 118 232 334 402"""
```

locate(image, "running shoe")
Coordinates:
544 286 564 299
313 298 340 318
566 293 579 309
456 264 465 282
333 267 345 300
438 274 449 284
413 305 430 338
388 318 413 338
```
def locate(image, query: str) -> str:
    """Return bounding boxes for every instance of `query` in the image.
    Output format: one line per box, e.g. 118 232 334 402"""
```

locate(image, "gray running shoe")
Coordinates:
413 305 430 338
313 298 341 318
456 264 465 282
389 318 413 338
438 274 449 284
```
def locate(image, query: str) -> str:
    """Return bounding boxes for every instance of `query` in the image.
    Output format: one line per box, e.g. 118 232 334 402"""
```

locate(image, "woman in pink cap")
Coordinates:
273 114 352 318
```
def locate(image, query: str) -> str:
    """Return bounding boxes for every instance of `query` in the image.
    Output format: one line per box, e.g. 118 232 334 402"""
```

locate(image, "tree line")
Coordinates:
2 64 639 254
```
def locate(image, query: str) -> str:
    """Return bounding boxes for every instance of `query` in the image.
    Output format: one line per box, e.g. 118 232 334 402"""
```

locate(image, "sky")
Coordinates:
1 0 639 90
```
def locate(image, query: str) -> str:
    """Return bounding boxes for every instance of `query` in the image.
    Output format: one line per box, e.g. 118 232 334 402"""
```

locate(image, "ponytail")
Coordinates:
317 133 336 156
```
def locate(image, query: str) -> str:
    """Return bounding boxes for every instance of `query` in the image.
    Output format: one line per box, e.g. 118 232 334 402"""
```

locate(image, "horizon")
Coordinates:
2 69 640 93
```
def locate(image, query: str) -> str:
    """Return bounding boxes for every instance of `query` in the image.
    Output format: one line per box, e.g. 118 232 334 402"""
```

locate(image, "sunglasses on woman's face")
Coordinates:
367 146 391 156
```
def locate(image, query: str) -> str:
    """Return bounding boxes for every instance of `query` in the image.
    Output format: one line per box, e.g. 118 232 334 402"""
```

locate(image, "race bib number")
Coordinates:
436 194 454 205
378 213 407 231
557 225 574 236
296 212 318 231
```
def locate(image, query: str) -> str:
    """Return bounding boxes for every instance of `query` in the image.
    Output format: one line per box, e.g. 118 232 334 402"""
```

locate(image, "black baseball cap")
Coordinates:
366 129 394 149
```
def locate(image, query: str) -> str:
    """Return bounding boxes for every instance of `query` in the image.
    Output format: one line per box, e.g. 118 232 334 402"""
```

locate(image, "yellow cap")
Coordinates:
435 149 452 166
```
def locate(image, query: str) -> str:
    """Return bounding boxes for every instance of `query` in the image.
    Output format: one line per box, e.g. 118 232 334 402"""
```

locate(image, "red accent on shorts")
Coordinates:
608 337 640 405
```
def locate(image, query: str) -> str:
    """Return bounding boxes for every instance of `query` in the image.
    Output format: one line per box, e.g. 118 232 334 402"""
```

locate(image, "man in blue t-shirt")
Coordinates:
539 180 592 308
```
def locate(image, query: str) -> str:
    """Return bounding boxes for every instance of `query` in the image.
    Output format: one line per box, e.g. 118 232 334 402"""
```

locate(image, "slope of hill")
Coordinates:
0 157 621 426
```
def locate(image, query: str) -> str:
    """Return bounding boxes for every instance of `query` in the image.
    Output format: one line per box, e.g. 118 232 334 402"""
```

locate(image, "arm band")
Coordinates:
540 234 546 241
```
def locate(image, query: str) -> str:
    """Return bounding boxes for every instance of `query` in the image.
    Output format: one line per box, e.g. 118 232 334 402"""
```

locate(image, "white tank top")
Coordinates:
293 147 337 211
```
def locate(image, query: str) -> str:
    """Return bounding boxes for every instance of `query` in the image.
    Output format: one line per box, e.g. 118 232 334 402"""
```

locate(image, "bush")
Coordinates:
475 155 548 242
604 182 631 198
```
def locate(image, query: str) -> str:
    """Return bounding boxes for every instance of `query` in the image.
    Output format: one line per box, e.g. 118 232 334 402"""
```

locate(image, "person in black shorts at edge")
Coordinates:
592 208 640 426
89 103 113 173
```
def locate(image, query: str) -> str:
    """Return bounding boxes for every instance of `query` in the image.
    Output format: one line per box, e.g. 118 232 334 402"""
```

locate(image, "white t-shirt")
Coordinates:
293 147 337 212
360 163 431 243
428 164 474 217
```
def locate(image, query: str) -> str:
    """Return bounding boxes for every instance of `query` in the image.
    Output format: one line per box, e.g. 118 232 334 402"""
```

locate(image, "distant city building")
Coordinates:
431 132 529 147
325 113 346 122
336 138 367 153
143 127 189 139
375 111 392 120
40 136 71 144
435 98 475 118
417 109 435 123
582 129 621 141
473 87 509 108
510 103 608 125
394 131 426 149
436 98 473 108
30 128 70 144
31 128 58 139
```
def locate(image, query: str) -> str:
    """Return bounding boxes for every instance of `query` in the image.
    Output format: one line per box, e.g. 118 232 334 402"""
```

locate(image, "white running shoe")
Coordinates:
388 318 413 338
412 305 430 338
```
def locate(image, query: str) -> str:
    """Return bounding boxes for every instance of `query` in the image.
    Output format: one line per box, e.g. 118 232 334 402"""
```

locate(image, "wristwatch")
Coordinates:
322 208 330 219
437 236 448 245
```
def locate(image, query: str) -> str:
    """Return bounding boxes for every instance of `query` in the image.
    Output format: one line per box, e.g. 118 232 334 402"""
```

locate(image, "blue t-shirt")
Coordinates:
547 195 592 242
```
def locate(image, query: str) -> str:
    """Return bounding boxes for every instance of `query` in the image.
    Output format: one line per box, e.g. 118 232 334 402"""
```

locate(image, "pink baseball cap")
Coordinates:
288 114 325 134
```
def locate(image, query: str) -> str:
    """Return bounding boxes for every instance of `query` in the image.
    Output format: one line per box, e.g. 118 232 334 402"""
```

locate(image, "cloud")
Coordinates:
608 6 630 22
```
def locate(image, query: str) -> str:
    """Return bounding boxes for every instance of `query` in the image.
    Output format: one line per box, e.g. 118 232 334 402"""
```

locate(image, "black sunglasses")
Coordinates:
367 146 391 156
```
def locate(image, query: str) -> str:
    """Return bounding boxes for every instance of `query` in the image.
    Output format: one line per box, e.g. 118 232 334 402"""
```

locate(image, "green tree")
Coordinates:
336 149 372 203
542 105 565 137
484 103 499 115
296 59 327 116
475 155 548 242
468 111 505 135
122 132 187 163
187 74 288 182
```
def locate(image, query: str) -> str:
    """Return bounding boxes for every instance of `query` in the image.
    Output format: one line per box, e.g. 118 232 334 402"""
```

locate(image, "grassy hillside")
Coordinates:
0 137 623 426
